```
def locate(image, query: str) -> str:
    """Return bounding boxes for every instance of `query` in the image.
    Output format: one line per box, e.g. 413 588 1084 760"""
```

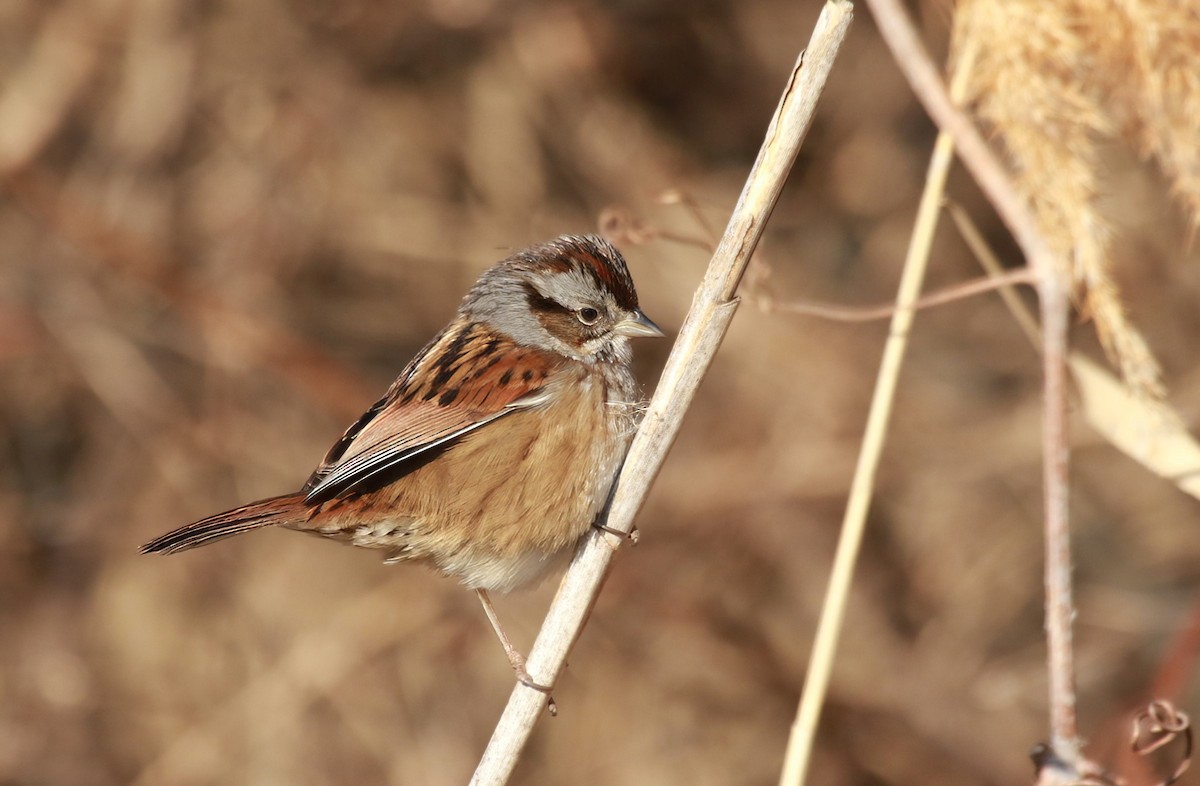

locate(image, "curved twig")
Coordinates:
863 0 1082 771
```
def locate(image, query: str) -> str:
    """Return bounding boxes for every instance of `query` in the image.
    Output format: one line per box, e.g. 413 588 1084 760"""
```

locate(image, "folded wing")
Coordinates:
303 322 561 503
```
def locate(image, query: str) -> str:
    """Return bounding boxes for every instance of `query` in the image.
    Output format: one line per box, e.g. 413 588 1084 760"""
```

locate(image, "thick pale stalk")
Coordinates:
469 3 855 783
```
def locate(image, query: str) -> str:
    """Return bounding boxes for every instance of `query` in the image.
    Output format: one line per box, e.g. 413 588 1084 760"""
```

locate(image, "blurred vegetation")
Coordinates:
1 1 1198 784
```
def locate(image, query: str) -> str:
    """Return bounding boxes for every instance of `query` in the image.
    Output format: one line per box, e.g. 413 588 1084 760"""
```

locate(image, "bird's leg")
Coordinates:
475 589 555 701
592 521 639 544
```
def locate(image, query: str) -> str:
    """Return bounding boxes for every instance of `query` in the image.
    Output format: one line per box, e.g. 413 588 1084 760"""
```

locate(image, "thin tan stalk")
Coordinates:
776 43 976 786
468 3 854 784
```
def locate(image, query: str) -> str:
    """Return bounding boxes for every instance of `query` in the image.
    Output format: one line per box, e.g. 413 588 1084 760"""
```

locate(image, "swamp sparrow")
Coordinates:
142 234 662 690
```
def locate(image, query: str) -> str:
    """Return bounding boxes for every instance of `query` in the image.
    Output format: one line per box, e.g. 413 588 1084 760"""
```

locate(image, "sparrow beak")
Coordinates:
614 309 665 339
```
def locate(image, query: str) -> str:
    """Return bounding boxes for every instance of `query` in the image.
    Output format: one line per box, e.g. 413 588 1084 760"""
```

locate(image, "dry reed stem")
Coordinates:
775 41 977 786
865 0 1085 770
468 3 854 783
953 205 1200 784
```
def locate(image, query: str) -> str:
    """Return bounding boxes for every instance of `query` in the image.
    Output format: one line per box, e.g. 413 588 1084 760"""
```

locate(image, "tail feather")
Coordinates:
141 493 306 555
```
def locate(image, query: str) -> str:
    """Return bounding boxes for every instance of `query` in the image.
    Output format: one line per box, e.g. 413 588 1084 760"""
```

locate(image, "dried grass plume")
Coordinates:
953 0 1200 399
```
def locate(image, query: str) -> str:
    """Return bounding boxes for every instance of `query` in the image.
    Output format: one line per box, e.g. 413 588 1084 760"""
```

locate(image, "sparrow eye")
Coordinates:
577 307 601 326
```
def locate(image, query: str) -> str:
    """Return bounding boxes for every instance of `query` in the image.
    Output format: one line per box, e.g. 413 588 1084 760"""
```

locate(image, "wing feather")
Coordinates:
303 321 560 503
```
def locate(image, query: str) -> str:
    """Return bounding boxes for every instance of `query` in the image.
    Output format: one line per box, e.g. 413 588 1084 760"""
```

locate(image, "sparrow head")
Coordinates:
464 234 663 363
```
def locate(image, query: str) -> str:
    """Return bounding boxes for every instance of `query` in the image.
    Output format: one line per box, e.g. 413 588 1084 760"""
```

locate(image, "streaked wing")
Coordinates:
303 321 560 503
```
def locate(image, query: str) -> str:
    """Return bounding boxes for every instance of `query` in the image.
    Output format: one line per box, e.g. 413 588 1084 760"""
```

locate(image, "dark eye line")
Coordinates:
522 282 571 315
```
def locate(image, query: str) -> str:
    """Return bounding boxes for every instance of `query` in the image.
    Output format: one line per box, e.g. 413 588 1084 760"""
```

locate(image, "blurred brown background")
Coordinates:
2 1 1199 784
